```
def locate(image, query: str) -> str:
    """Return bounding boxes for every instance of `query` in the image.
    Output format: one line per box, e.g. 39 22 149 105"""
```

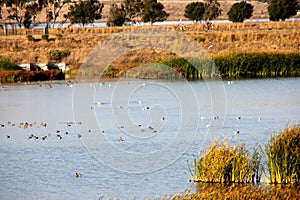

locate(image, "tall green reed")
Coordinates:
265 124 300 184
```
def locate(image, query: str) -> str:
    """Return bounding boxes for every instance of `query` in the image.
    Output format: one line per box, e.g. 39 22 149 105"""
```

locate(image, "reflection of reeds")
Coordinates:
193 142 261 183
265 124 300 184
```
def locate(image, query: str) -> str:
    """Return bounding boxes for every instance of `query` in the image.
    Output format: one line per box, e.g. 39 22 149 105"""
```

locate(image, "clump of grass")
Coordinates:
265 124 300 184
0 57 19 70
55 34 63 39
197 36 205 42
47 49 71 62
103 65 117 77
26 35 36 42
192 142 260 183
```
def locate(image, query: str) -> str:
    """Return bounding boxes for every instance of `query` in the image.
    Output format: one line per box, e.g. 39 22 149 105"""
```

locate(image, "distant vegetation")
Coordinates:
1 0 298 33
268 0 299 21
108 0 169 26
0 69 64 83
227 1 254 23
65 0 104 27
214 52 300 78
184 2 206 23
154 52 300 79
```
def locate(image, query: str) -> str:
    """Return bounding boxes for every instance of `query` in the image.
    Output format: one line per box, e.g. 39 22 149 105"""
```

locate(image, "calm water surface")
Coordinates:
0 78 299 199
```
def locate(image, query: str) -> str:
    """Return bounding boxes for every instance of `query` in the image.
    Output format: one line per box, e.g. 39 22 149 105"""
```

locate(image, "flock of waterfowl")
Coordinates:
0 120 82 141
200 115 263 135
1 80 264 179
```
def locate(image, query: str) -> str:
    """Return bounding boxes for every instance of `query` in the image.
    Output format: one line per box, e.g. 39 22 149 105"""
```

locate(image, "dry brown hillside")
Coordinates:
0 21 299 69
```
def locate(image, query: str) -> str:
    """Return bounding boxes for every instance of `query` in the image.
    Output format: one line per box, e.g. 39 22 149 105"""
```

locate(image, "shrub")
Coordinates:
0 57 19 70
265 124 300 184
47 49 71 62
42 34 49 41
55 34 63 39
197 36 205 42
26 35 36 42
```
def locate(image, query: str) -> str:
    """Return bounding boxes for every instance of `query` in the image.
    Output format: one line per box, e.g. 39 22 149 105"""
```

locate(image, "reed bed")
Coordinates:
265 124 300 184
158 52 300 79
192 142 261 184
0 69 64 83
213 52 300 77
192 124 299 186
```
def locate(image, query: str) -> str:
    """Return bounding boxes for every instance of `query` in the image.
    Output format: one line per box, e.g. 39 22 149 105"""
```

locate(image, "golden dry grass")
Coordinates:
171 184 300 200
0 21 299 70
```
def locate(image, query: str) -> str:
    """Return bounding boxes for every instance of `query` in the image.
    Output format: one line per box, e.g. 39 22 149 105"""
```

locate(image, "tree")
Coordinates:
142 0 169 25
227 1 253 23
65 0 104 27
45 0 70 26
24 2 41 29
204 0 221 21
107 3 126 26
0 6 2 21
4 0 28 28
184 2 205 23
268 0 299 21
124 0 144 24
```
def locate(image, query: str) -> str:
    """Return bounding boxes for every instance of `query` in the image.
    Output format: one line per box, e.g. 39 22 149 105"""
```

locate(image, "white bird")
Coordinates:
206 124 212 128
234 130 240 134
258 117 262 121
138 100 142 105
236 116 241 120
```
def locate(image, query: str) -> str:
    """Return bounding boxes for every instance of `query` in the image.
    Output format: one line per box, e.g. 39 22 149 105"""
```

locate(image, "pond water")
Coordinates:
0 78 299 199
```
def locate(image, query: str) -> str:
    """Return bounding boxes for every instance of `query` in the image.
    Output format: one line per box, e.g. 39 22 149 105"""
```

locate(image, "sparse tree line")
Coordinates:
0 0 299 30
